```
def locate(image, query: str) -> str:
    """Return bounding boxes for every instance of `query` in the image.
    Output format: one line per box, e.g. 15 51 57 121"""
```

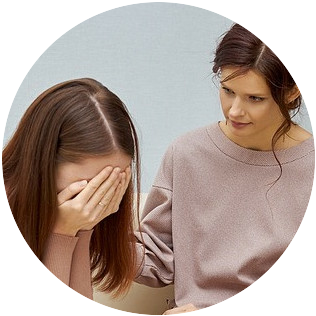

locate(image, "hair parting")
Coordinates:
2 78 141 297
213 23 302 184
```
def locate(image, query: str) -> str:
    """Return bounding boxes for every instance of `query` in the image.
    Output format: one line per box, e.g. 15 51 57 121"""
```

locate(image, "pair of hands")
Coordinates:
53 166 131 236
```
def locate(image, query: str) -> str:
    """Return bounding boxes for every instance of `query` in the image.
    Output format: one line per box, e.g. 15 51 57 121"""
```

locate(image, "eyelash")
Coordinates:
221 87 265 103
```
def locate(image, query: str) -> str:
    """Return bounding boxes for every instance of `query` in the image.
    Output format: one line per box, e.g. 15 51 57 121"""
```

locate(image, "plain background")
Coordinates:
2 3 312 192
2 2 232 192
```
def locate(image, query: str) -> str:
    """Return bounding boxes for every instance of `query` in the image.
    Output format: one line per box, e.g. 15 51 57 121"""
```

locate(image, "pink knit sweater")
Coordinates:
42 230 93 299
135 122 315 309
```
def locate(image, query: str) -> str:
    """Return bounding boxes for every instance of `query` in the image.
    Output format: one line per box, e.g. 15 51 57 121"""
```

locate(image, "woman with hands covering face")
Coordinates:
2 78 141 299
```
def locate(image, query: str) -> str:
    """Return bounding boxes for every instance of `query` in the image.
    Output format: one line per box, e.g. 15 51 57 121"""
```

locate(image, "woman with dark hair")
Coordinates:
2 78 141 299
134 24 314 313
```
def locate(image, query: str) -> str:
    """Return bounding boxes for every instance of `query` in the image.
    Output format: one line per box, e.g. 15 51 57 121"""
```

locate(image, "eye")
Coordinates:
222 86 234 95
249 96 265 102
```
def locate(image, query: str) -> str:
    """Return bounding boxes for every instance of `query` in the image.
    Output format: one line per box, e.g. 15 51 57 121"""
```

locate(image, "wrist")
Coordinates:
52 224 78 237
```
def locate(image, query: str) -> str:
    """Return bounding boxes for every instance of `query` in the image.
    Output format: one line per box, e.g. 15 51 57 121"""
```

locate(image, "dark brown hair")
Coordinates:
2 78 141 297
213 23 301 159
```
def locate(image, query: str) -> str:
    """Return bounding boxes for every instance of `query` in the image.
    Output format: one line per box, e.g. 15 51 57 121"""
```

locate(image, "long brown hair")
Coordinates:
2 78 141 297
213 23 302 176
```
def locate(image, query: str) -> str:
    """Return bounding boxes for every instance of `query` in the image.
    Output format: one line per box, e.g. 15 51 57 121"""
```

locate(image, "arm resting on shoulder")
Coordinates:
135 145 175 287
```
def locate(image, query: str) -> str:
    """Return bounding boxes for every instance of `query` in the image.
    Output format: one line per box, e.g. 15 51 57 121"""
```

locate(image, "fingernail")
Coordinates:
80 180 88 187
114 167 121 173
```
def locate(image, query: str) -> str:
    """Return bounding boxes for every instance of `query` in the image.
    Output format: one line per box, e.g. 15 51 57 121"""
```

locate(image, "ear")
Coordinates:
286 85 301 104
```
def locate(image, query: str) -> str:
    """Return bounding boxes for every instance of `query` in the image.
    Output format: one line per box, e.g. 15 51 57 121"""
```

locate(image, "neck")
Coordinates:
219 121 292 151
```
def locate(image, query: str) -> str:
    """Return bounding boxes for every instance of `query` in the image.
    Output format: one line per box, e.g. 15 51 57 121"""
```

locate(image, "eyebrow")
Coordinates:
221 83 268 97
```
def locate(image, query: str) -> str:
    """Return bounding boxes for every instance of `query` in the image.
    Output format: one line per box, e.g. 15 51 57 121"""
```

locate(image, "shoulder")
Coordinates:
279 125 314 169
293 125 312 141
284 124 313 149
158 124 214 170
171 124 214 151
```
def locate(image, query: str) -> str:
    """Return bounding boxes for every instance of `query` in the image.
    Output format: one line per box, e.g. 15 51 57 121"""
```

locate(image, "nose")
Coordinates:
229 97 245 118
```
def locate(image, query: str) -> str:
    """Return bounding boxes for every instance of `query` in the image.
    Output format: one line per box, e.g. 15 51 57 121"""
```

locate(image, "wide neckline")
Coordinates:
206 122 314 166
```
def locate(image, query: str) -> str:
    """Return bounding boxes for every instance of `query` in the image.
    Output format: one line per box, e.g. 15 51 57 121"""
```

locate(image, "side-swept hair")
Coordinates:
213 23 302 180
2 78 141 297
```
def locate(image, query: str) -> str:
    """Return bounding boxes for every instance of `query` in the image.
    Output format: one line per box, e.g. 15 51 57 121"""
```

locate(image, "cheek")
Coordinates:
219 93 229 115
247 107 276 127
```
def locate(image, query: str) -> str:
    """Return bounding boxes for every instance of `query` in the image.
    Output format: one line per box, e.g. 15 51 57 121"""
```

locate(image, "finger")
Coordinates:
125 166 132 185
116 167 131 196
108 175 126 214
85 168 121 208
76 166 114 203
104 173 127 216
123 167 132 190
99 184 123 220
111 168 131 211
89 176 122 224
57 180 88 205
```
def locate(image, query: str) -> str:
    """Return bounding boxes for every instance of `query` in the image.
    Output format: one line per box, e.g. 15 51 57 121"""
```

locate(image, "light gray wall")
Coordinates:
3 3 312 192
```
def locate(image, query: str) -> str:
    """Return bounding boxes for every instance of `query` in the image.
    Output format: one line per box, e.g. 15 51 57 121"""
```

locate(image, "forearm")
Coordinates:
42 231 94 299
42 233 79 285
134 191 175 286
134 232 174 287
69 230 94 299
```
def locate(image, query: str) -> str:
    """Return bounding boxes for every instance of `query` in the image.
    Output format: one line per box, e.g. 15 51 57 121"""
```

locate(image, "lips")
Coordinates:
230 120 251 129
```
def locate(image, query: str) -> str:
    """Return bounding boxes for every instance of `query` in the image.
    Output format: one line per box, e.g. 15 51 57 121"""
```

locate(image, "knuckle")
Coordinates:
97 190 107 200
88 180 99 190
103 198 110 205
82 209 92 220
88 216 96 225
90 184 99 191
73 202 83 212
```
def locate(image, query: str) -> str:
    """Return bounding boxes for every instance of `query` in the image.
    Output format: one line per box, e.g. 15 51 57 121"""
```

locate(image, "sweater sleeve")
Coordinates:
42 230 94 299
69 230 94 299
135 145 174 287
42 233 79 286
